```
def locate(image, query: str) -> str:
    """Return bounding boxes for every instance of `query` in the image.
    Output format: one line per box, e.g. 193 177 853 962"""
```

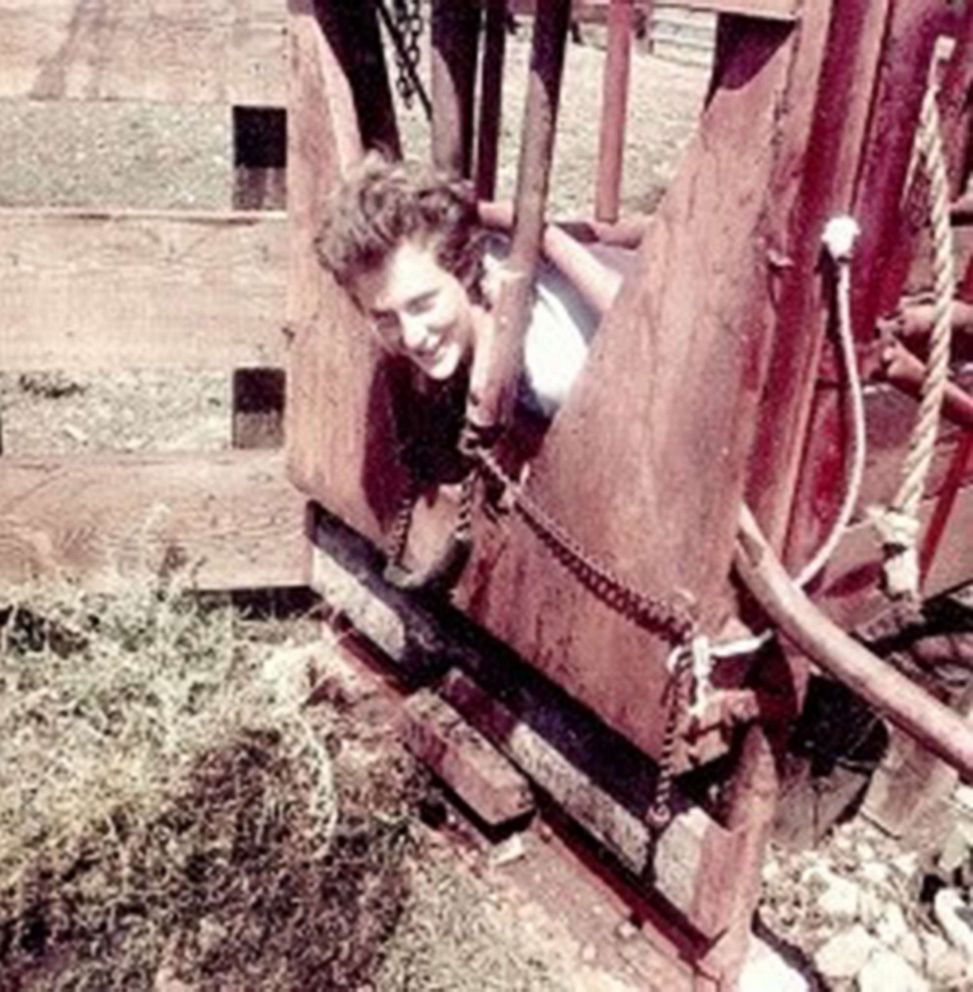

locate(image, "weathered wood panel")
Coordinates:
285 0 406 534
0 0 285 105
509 0 797 22
0 209 286 371
0 451 308 591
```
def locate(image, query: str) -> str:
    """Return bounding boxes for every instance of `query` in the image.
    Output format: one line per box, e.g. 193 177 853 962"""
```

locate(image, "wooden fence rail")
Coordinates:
0 209 287 372
0 0 286 105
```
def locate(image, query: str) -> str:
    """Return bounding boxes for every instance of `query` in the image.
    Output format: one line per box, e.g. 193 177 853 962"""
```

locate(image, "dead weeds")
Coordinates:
0 578 418 991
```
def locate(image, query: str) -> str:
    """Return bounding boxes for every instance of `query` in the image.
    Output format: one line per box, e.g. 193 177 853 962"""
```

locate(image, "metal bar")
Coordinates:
468 0 572 430
595 0 633 222
882 340 973 430
735 504 973 780
431 0 481 176
476 0 508 199
477 200 623 315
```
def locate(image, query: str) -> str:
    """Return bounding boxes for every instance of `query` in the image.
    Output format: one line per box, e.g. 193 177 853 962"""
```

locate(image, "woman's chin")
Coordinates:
418 344 463 381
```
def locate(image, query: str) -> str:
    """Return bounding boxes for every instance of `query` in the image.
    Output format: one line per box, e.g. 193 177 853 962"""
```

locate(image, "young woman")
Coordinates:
315 153 595 421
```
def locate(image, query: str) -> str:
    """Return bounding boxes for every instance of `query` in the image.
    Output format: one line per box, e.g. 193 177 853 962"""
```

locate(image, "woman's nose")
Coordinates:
400 313 430 353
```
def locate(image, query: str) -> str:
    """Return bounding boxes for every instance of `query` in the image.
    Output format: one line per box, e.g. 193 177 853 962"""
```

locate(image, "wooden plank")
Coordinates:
509 0 797 22
0 451 308 591
0 208 286 372
0 0 286 105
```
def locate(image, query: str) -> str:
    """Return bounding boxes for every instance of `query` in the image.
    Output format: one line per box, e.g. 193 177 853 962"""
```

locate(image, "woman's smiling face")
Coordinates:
353 238 477 381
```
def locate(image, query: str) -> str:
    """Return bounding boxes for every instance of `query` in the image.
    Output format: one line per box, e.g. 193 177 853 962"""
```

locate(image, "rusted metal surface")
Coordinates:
744 0 894 557
594 0 633 223
468 0 571 431
782 2 949 577
876 5 973 313
431 0 481 177
882 342 973 429
475 0 508 200
449 7 845 764
736 505 973 779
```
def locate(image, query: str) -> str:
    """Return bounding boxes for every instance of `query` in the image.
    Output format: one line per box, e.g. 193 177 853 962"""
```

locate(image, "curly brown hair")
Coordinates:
314 153 486 303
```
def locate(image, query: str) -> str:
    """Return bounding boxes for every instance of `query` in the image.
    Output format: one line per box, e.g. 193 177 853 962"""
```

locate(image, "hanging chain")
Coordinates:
647 648 693 831
471 445 698 644
391 0 424 109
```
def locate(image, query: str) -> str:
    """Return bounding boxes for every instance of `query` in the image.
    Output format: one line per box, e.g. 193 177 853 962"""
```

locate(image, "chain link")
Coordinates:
391 0 424 109
473 448 698 644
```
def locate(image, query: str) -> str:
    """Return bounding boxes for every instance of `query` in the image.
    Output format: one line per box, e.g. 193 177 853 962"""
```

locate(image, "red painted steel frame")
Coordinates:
595 0 633 223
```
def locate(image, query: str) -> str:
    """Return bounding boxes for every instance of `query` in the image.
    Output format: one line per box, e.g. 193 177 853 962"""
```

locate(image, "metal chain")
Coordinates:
473 447 698 644
647 649 693 831
391 0 424 109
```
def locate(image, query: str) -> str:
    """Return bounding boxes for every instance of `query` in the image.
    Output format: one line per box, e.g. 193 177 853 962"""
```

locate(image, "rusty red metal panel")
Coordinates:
432 0 481 178
784 2 951 575
594 0 633 223
446 8 847 764
744 0 894 557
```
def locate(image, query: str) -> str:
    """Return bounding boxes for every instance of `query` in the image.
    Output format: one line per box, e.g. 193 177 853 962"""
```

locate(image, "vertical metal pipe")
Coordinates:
476 0 508 199
468 0 572 429
431 0 482 177
595 0 634 222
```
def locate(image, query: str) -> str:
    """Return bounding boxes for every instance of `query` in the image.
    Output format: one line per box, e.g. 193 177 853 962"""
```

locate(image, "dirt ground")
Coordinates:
3 18 973 992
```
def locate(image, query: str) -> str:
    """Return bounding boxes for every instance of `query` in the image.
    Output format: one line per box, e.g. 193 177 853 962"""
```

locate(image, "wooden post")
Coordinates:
431 0 482 177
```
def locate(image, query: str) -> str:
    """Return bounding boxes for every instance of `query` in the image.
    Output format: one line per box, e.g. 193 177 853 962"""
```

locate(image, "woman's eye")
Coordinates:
407 294 436 316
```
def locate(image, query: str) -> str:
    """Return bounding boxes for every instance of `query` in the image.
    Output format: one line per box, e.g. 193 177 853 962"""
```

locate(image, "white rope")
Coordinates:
871 82 956 600
710 215 868 662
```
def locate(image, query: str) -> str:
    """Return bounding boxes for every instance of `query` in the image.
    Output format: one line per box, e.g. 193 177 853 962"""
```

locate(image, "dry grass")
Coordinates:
0 577 419 991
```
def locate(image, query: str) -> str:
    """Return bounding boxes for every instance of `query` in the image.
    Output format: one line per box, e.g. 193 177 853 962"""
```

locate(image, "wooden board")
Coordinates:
0 209 286 372
509 0 797 22
0 0 285 105
0 450 308 591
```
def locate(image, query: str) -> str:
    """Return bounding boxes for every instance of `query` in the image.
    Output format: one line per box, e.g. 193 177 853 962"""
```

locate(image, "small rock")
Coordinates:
938 821 973 874
934 888 973 960
858 889 884 929
892 852 919 879
927 946 968 984
876 904 908 947
536 821 553 843
762 859 781 883
490 834 527 868
898 932 923 970
858 842 876 861
804 867 861 919
953 784 973 812
615 920 639 942
861 861 890 886
580 943 597 964
814 925 878 980
858 951 928 992
741 936 808 992
922 930 950 969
